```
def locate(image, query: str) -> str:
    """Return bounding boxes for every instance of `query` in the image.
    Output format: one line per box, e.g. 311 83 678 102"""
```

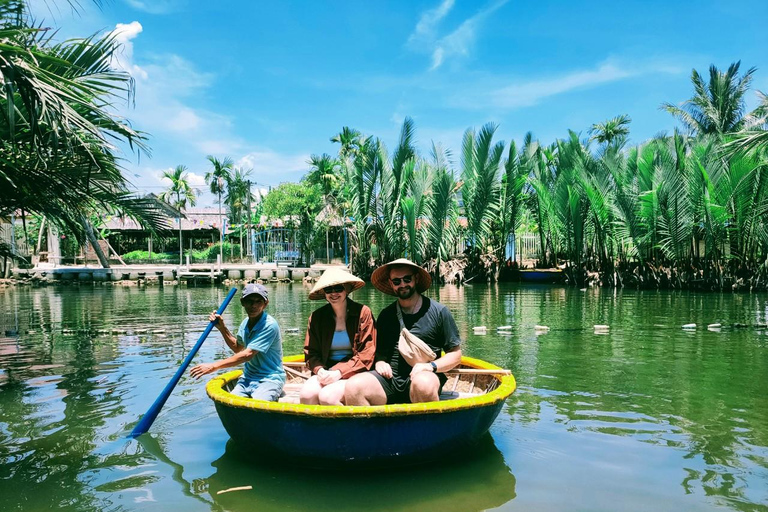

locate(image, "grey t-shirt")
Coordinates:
375 297 462 392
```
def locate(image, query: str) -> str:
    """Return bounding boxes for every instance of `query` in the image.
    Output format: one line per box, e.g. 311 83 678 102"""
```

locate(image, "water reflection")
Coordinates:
204 434 516 512
1 285 767 511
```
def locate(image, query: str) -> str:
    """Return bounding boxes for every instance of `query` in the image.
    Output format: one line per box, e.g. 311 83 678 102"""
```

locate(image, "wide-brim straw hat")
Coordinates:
370 258 432 296
308 267 365 300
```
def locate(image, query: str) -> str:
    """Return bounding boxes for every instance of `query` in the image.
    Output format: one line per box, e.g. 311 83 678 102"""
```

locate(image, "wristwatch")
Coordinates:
430 361 438 373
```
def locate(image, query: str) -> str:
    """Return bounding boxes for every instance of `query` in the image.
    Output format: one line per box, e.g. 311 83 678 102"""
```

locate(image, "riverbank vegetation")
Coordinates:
278 62 768 290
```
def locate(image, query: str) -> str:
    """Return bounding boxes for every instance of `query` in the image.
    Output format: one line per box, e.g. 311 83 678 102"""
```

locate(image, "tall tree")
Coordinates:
589 114 631 148
461 123 504 254
0 1 163 268
205 155 233 263
160 165 197 264
225 167 252 260
663 62 765 136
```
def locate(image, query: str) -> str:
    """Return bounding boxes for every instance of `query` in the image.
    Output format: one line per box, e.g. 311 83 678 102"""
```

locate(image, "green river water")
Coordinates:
0 283 766 511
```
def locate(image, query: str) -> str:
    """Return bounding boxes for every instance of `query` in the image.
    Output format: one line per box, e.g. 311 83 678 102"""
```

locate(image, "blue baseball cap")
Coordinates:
241 283 268 301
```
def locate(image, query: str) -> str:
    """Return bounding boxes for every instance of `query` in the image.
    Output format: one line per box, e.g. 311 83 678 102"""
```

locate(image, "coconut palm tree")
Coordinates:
662 62 764 136
205 155 233 263
306 154 341 263
224 167 252 260
589 114 631 149
160 165 197 265
0 1 162 268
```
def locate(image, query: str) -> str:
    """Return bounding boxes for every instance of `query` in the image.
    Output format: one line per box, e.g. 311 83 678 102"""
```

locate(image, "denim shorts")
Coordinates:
231 378 283 401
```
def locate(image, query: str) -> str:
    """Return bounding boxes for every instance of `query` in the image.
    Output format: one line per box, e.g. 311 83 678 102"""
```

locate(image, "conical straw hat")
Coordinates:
370 258 432 296
308 267 365 300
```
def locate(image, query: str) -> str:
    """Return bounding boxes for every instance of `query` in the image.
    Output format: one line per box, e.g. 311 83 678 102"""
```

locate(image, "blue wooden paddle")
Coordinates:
129 287 238 438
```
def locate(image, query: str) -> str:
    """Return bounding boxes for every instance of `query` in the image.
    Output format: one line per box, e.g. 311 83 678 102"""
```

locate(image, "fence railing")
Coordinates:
0 223 30 258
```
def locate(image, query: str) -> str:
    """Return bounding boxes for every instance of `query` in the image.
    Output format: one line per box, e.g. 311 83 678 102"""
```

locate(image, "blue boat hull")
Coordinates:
207 355 516 466
214 399 504 465
519 269 565 283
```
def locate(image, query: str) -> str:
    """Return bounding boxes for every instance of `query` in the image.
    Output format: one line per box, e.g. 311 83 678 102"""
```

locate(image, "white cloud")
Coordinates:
408 0 455 46
490 63 634 108
165 108 202 133
438 61 683 111
105 21 240 166
425 0 509 71
236 149 311 185
111 21 148 79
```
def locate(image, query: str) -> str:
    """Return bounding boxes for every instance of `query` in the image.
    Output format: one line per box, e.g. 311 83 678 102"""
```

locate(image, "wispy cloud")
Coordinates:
491 63 634 108
447 61 685 110
407 0 455 46
236 149 311 185
420 0 509 71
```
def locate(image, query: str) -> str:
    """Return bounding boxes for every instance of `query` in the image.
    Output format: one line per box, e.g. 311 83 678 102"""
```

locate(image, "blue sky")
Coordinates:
30 0 768 206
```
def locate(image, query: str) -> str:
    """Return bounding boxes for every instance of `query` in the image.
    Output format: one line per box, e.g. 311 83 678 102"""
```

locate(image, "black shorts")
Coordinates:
370 370 447 404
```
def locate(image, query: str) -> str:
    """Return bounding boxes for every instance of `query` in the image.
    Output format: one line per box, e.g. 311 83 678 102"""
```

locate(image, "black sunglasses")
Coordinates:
390 274 413 286
324 284 346 294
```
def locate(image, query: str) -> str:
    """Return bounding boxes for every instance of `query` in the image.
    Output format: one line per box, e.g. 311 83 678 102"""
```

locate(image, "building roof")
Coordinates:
103 207 223 232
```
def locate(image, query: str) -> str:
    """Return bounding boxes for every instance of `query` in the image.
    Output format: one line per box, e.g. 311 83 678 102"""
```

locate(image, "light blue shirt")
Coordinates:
236 313 286 385
328 330 353 363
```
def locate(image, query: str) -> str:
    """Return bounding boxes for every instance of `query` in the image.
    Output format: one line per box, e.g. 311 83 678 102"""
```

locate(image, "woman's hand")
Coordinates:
317 368 342 385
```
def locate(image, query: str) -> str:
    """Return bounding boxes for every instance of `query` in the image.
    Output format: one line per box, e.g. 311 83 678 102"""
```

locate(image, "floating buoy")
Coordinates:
496 325 512 331
472 326 487 332
682 323 697 329
593 324 610 330
534 325 549 331
707 323 721 329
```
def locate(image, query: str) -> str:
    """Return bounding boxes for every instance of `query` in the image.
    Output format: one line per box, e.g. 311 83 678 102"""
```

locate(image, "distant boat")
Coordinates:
518 268 565 283
205 354 516 466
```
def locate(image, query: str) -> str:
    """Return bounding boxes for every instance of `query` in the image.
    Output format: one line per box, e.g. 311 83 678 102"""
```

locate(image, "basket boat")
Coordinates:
205 354 516 466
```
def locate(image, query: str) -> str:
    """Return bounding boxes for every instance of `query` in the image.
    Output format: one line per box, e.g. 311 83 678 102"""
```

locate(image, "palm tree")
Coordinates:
345 137 383 274
425 142 459 270
205 155 233 264
461 123 504 258
662 62 764 136
224 167 252 260
306 154 341 262
160 165 197 265
0 1 162 268
331 127 366 161
589 114 631 148
498 140 529 266
377 117 417 261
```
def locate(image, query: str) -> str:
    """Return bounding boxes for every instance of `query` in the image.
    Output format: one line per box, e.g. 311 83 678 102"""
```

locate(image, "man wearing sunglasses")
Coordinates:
345 258 462 405
190 283 286 401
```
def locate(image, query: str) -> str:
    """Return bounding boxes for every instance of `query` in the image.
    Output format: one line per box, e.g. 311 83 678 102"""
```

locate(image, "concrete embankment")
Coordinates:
5 264 340 287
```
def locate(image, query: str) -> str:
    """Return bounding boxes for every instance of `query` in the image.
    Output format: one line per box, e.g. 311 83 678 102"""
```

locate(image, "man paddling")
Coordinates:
190 283 285 401
345 259 462 405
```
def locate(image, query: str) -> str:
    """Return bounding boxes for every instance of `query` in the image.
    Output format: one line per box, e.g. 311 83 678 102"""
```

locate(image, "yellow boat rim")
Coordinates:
205 355 517 418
